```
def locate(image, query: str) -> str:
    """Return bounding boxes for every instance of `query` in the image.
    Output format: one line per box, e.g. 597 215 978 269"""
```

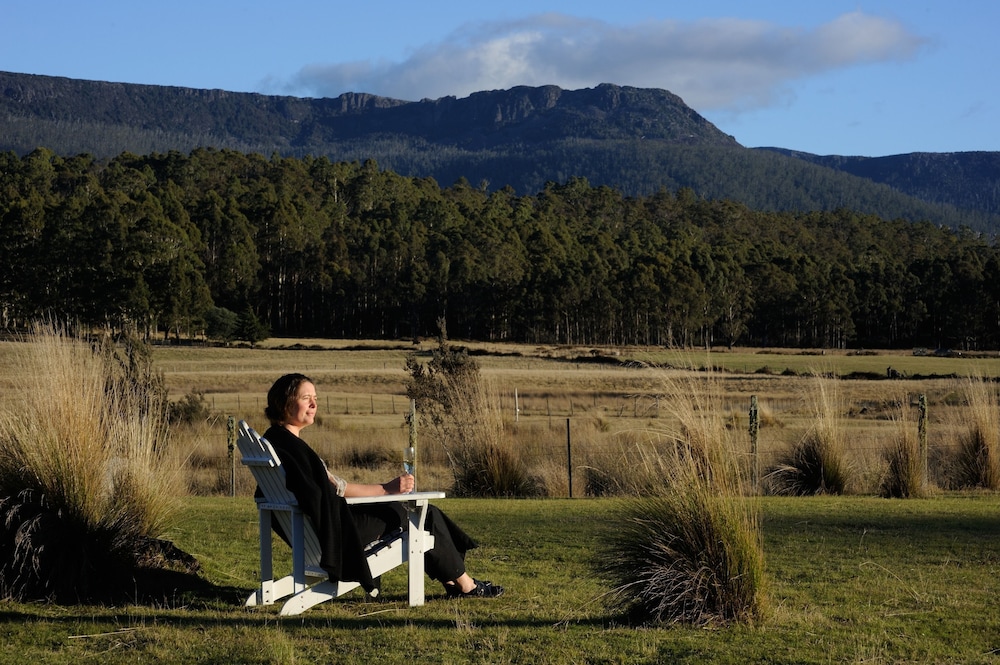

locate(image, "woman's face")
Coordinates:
284 380 318 429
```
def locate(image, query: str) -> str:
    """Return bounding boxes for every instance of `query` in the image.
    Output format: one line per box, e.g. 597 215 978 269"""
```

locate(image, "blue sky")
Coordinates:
3 1 996 156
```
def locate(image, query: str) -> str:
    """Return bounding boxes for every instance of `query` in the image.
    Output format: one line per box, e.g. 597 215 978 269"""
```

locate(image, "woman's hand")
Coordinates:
382 474 415 495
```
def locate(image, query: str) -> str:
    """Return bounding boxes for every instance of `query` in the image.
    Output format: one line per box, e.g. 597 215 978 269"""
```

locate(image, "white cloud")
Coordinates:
287 11 926 111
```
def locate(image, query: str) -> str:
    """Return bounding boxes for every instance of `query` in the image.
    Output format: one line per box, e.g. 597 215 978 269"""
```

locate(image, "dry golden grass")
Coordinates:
765 374 855 495
1 339 997 498
949 375 1000 489
0 325 188 601
0 326 183 534
595 369 766 625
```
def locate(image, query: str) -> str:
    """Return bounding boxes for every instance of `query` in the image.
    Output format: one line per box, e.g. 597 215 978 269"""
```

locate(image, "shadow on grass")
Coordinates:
2 558 612 629
0 590 614 632
124 568 251 607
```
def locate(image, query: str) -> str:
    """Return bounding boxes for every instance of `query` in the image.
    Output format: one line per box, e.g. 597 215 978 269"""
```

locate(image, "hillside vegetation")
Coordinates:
762 147 1000 220
2 71 997 231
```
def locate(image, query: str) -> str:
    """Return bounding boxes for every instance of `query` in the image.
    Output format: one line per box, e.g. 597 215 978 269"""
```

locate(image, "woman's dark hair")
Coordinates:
265 373 313 425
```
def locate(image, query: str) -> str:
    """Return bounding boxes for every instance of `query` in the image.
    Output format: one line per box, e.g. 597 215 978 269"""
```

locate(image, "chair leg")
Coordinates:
405 501 434 606
280 580 361 616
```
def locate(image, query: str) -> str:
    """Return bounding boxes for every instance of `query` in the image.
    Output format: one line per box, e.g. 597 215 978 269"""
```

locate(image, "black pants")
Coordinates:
349 503 475 583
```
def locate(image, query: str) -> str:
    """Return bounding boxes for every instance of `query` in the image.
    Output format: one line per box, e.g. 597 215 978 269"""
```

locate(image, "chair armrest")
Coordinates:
345 491 446 505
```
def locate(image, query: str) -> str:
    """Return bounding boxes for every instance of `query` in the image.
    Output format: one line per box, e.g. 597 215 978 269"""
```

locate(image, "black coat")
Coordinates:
261 425 376 592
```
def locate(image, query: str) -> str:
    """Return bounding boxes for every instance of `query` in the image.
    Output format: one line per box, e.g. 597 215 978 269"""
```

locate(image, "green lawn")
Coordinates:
3 495 1000 664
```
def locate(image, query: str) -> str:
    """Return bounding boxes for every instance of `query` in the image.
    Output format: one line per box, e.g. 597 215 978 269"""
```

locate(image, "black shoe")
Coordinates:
365 576 382 601
446 579 504 598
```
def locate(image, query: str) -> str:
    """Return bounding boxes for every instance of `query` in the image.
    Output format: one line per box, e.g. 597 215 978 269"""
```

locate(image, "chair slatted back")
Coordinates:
237 421 323 568
237 421 295 504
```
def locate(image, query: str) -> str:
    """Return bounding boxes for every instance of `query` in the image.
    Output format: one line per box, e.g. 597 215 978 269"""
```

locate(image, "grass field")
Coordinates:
135 339 1000 497
2 494 1000 664
3 338 1000 662
2 337 998 494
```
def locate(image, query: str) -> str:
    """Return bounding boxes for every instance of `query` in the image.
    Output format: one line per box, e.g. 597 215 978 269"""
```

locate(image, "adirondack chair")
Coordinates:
236 420 445 615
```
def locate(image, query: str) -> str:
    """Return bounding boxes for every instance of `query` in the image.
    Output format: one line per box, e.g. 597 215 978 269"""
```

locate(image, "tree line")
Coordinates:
2 147 998 350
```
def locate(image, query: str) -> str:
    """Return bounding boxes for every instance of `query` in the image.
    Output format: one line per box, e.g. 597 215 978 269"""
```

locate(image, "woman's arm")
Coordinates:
332 470 414 497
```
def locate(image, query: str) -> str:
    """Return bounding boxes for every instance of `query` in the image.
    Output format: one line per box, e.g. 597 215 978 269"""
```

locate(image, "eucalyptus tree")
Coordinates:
102 155 213 338
455 186 531 341
0 150 51 325
190 189 259 312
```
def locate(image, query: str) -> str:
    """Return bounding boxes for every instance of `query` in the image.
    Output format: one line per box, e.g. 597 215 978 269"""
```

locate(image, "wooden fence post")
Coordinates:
918 393 928 490
566 418 573 499
749 395 760 494
409 399 417 442
227 416 236 497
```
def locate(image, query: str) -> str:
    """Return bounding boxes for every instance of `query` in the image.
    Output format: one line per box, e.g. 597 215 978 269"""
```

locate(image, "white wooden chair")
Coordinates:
237 420 445 615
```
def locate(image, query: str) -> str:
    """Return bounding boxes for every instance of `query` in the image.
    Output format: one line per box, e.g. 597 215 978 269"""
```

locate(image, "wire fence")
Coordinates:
207 390 971 498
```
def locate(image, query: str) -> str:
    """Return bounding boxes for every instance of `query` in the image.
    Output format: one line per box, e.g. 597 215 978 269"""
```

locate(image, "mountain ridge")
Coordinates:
2 70 998 231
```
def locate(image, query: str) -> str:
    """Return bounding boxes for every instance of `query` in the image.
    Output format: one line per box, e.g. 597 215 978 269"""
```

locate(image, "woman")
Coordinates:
262 373 503 599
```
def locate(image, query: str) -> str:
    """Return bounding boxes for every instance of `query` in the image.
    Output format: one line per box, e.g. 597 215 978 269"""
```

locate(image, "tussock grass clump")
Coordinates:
876 393 927 498
766 375 852 495
952 376 1000 490
0 325 188 602
597 370 766 626
599 488 766 626
407 329 541 497
879 430 926 498
442 371 541 497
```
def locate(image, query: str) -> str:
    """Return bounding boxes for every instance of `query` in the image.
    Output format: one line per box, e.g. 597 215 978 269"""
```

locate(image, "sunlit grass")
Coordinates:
3 495 1000 663
878 393 928 498
765 374 854 495
596 370 766 626
0 325 185 601
952 375 1000 490
0 340 994 499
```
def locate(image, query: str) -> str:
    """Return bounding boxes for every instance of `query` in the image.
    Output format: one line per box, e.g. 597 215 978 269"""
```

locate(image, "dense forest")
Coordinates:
2 147 999 350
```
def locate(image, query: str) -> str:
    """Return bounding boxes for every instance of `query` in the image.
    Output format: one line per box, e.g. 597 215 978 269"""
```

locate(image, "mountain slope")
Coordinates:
2 70 998 231
759 147 1000 219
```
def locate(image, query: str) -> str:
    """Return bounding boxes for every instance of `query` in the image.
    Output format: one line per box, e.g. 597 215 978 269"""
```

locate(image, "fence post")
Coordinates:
918 393 928 490
749 395 759 494
566 418 573 499
227 416 236 497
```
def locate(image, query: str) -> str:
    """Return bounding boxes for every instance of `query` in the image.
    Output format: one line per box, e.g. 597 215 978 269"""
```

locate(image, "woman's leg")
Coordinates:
348 503 470 583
